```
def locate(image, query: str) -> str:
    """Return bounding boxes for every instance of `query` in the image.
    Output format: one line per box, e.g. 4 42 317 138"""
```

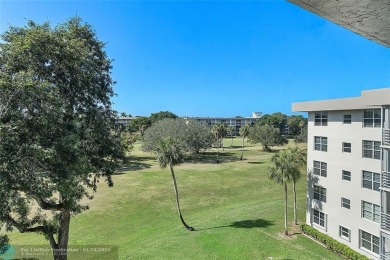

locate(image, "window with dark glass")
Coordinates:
342 142 351 153
314 136 327 152
314 185 326 202
343 114 352 124
362 140 380 159
314 112 328 126
363 109 381 128
313 161 327 177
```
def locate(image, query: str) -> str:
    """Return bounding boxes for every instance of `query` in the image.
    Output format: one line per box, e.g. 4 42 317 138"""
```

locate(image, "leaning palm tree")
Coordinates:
289 147 306 225
268 149 294 235
239 124 251 160
157 137 195 231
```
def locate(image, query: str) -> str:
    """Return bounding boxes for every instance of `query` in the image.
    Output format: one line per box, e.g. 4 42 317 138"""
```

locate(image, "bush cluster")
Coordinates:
301 224 370 260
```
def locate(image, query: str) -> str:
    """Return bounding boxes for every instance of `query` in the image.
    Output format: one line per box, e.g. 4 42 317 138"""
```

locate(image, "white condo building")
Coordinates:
293 88 390 259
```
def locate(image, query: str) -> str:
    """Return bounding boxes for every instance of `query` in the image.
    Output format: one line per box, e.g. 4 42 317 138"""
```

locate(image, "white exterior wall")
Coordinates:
307 110 381 259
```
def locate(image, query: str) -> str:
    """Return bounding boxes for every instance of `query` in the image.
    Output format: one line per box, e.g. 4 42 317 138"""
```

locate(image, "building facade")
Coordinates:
185 112 262 135
293 88 390 259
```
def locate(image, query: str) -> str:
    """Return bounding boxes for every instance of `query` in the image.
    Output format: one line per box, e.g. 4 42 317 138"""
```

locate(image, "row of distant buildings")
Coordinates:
117 112 263 135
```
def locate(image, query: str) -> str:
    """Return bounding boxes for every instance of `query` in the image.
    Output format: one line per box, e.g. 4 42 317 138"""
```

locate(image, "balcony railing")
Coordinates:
382 213 390 231
383 129 390 146
383 171 390 189
381 253 390 260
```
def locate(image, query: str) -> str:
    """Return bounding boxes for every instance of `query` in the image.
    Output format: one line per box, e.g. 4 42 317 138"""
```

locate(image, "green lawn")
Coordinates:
5 138 342 259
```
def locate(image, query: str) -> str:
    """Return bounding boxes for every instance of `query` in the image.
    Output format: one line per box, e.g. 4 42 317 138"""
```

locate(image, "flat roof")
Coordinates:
292 88 390 112
288 0 390 48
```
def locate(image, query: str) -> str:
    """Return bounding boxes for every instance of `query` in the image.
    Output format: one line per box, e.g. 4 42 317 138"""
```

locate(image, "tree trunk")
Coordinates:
293 181 297 225
216 142 220 163
169 164 194 231
240 137 244 160
284 183 288 236
53 207 71 260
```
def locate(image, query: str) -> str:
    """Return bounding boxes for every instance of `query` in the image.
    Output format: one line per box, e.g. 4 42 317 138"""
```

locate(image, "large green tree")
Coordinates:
141 119 195 231
248 124 288 151
0 18 125 260
127 116 152 135
150 111 178 123
184 120 214 154
287 115 307 137
257 112 288 134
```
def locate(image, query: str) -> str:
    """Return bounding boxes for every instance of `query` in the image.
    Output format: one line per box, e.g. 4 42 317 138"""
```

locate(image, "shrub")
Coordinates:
301 224 369 260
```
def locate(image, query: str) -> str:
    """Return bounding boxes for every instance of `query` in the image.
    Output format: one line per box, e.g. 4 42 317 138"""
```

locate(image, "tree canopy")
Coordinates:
257 112 288 134
248 124 288 151
141 118 212 155
0 17 125 259
150 111 178 123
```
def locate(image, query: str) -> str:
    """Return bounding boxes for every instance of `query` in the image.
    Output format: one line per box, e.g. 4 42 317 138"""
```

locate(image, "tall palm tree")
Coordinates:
268 149 295 235
157 137 195 231
239 124 250 160
227 126 234 147
290 147 306 225
211 123 227 163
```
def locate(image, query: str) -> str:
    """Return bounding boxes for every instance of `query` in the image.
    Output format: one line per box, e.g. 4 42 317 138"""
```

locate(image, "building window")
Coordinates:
313 161 327 177
341 198 350 209
342 171 351 181
362 140 380 159
362 171 380 191
313 185 326 202
339 226 350 240
343 114 352 124
314 112 328 126
362 201 380 223
313 209 325 228
360 230 379 255
342 142 351 153
314 136 327 152
363 109 381 128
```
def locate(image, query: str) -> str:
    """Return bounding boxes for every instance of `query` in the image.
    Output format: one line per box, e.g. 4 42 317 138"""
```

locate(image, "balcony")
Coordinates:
383 129 390 147
383 171 390 189
382 213 390 231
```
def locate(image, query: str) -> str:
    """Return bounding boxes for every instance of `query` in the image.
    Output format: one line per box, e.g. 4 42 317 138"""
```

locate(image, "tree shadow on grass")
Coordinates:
247 161 265 165
185 151 240 164
197 219 274 231
115 161 152 174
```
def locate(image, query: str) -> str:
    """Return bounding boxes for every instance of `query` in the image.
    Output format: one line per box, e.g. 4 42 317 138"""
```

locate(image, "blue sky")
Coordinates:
1 1 390 117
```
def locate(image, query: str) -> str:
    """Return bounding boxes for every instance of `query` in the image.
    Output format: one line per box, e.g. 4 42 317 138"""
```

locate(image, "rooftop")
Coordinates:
292 88 390 112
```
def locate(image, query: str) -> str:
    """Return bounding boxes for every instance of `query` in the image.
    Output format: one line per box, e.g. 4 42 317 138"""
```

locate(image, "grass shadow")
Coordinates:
185 151 240 164
197 219 274 231
115 161 152 174
247 161 265 165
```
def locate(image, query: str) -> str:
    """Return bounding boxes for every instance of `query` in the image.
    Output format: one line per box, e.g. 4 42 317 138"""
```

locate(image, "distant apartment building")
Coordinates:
116 116 137 125
293 88 390 259
185 112 262 135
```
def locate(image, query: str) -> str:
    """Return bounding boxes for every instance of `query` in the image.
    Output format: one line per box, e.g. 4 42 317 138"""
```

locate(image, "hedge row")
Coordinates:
301 224 370 260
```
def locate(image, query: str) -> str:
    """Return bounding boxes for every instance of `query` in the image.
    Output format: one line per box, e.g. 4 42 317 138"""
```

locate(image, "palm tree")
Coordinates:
211 123 227 163
268 149 295 235
290 147 306 225
239 124 250 160
227 126 234 147
156 137 195 231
